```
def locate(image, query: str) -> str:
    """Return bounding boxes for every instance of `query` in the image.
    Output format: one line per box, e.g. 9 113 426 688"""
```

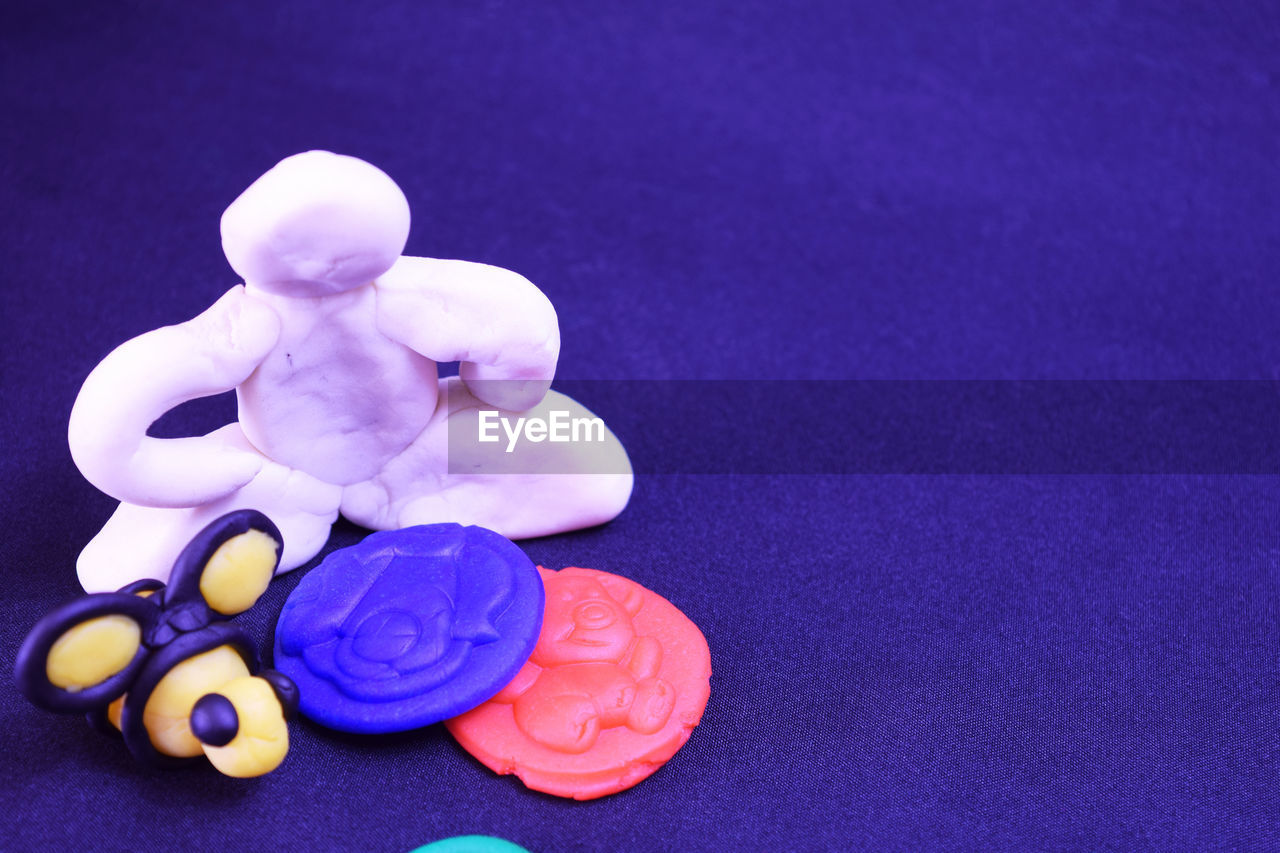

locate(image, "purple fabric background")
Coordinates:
2 2 1278 850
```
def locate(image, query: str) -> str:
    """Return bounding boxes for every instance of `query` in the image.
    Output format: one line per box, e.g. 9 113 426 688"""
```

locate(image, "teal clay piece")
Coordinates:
409 837 530 853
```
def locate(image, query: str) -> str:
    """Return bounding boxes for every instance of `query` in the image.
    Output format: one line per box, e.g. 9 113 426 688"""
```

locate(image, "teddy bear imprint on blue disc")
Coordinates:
274 524 544 733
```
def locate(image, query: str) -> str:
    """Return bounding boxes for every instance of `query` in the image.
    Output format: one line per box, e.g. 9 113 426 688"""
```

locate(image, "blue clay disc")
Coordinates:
274 524 544 734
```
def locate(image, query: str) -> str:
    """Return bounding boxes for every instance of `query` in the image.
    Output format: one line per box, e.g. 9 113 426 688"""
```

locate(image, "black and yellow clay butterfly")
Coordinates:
15 509 298 777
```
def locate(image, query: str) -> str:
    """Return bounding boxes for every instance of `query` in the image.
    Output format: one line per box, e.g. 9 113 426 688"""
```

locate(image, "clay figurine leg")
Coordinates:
627 678 675 734
341 378 633 539
77 424 341 592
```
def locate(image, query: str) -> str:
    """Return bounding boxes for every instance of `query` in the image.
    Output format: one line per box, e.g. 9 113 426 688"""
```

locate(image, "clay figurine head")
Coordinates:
220 150 411 296
531 571 644 667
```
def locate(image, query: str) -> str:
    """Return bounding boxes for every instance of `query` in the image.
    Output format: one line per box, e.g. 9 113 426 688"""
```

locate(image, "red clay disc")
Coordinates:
445 566 712 800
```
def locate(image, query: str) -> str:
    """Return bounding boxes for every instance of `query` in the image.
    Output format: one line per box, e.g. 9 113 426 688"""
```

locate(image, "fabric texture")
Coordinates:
2 2 1278 850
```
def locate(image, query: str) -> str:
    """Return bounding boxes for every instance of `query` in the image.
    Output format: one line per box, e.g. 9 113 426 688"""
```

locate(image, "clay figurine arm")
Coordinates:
373 256 560 412
68 286 281 508
625 636 664 681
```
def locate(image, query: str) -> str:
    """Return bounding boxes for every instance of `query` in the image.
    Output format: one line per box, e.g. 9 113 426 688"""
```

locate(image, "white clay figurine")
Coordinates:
70 151 633 592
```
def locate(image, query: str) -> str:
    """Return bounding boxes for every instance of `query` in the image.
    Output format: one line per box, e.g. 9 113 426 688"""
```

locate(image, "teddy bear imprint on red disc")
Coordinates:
446 566 712 800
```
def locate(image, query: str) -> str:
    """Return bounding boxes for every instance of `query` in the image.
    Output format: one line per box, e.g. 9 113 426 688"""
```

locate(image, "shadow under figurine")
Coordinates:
14 510 298 778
